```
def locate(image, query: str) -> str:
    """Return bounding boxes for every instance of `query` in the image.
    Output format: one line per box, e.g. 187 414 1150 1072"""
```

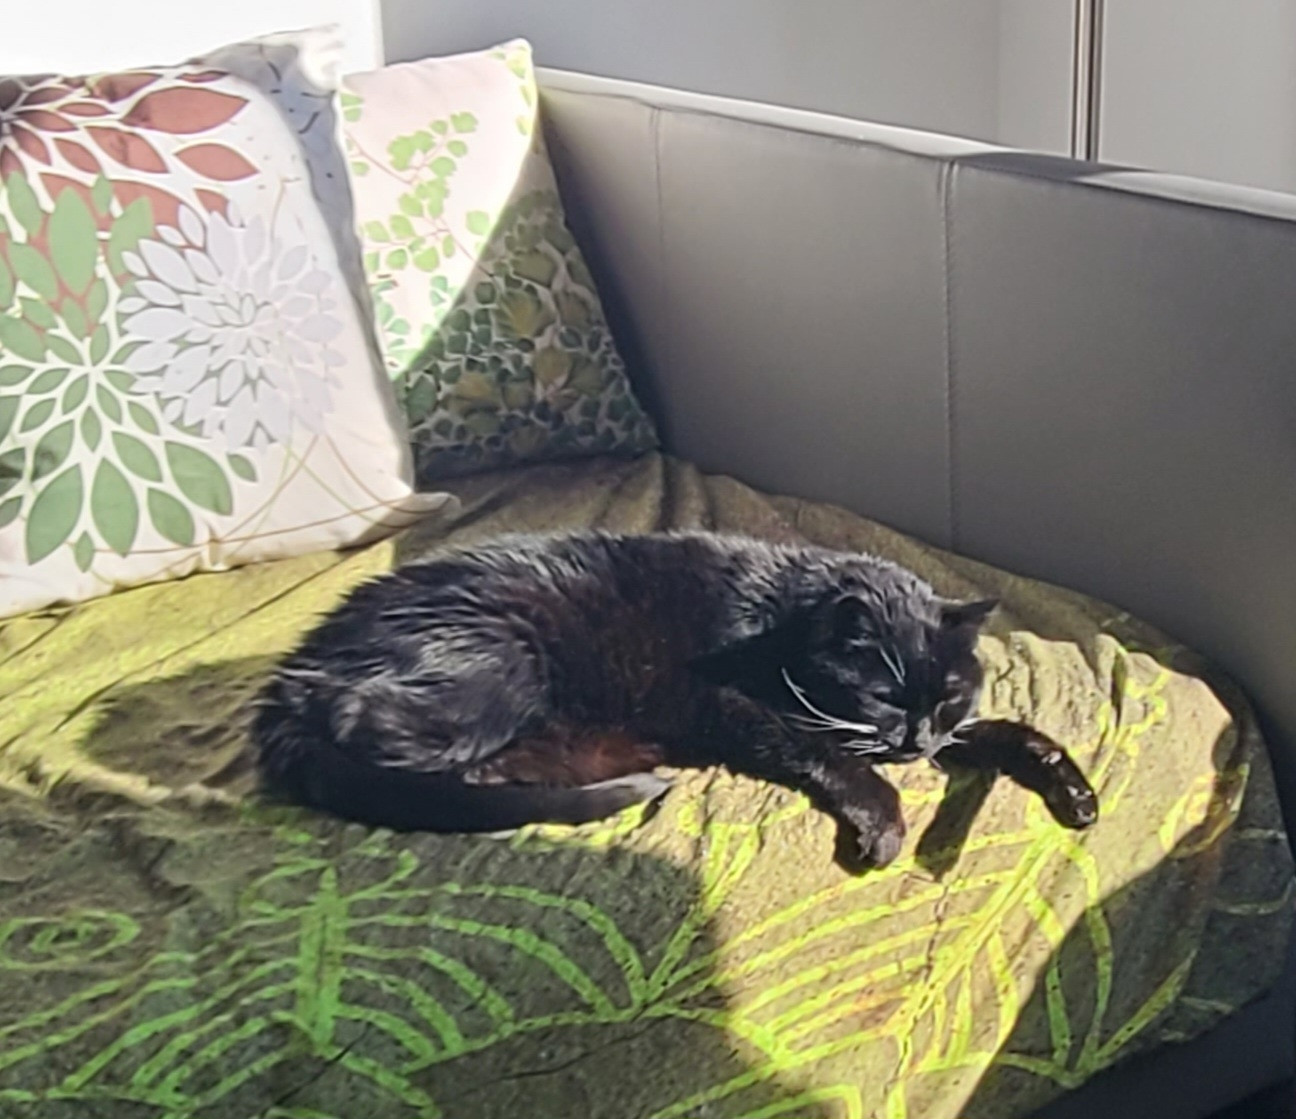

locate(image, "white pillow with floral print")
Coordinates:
0 54 446 618
198 24 371 302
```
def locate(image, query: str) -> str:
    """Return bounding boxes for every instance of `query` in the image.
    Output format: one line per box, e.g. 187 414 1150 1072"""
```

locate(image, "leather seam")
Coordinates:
651 106 669 420
940 159 959 550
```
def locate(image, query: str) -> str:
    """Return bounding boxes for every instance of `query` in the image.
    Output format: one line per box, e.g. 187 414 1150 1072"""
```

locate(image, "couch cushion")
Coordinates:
340 41 658 482
0 454 1289 1119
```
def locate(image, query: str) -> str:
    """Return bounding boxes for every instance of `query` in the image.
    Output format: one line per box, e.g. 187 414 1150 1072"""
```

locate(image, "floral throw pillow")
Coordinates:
197 25 369 301
0 59 446 618
341 40 658 482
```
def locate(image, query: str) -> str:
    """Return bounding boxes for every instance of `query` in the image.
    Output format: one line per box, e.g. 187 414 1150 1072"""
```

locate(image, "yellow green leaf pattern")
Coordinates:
0 455 1290 1118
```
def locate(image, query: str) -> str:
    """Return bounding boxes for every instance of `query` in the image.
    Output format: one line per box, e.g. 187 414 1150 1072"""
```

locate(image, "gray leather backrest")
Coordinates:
539 71 1296 812
540 78 983 546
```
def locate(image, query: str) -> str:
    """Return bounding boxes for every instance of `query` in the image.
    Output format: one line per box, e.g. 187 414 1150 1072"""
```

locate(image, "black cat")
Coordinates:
253 531 1097 868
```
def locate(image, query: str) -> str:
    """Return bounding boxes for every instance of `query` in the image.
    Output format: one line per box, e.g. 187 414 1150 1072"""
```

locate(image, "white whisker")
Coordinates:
942 716 980 745
879 645 906 686
842 738 888 755
788 714 843 733
781 669 878 736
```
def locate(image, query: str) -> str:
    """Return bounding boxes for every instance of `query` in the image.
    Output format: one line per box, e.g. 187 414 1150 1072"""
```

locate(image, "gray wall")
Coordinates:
1101 0 1296 194
996 0 1073 154
380 0 1007 143
378 0 1296 193
376 0 1080 160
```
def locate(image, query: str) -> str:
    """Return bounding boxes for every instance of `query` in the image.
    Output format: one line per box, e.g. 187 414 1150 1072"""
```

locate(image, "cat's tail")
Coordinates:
252 697 671 833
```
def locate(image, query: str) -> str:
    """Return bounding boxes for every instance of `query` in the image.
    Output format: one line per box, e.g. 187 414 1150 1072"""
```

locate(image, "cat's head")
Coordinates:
692 577 995 762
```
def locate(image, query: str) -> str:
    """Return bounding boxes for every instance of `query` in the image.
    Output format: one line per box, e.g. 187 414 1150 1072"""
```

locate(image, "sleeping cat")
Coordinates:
253 531 1097 868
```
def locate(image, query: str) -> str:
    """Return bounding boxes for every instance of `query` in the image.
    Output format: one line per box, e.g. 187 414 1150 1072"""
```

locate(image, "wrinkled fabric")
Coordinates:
0 453 1290 1119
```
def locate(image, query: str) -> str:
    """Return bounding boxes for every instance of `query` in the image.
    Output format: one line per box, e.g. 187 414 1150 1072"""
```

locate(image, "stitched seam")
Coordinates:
651 105 670 417
940 159 959 550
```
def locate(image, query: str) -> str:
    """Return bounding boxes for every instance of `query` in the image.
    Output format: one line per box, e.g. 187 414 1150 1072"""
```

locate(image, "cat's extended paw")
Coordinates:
859 816 906 868
1040 756 1099 829
836 810 906 872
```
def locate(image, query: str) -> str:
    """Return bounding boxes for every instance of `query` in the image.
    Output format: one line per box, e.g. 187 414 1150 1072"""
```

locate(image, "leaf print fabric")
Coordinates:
342 40 658 482
0 41 445 619
0 453 1291 1119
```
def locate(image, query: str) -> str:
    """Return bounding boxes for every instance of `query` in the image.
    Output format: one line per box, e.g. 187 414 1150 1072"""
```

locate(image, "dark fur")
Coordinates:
254 532 1097 868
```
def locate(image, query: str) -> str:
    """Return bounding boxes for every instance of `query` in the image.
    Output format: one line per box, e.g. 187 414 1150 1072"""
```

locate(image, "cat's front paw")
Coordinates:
1041 756 1099 829
837 809 906 871
860 817 906 868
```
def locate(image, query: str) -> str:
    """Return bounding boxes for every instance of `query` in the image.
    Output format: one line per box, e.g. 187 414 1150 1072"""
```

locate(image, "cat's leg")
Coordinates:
699 690 906 868
807 755 907 871
935 719 1098 829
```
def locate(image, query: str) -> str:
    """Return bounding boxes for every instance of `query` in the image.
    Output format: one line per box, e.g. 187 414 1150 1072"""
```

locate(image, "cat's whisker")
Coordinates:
842 738 887 755
784 706 875 738
788 715 842 733
942 718 982 748
780 669 879 737
879 645 906 686
787 712 856 732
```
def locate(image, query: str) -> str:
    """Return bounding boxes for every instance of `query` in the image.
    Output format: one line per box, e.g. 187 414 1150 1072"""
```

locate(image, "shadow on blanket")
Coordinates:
1 658 837 1119
7 638 1290 1119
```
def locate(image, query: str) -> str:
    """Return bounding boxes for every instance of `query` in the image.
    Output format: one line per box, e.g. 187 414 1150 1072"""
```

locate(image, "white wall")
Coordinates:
379 0 1005 143
1100 0 1296 194
2 0 381 74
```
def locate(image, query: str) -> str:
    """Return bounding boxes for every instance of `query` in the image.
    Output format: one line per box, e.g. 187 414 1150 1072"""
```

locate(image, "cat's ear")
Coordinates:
689 623 793 691
939 598 999 632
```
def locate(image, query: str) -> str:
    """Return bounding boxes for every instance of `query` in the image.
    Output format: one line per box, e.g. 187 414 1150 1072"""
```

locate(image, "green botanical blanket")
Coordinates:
0 454 1291 1119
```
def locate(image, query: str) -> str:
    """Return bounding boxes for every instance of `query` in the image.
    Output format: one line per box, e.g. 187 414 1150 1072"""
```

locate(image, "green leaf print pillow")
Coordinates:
0 49 447 619
341 40 658 482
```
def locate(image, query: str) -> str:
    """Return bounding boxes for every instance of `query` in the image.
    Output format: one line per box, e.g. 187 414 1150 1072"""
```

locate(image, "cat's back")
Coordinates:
300 531 800 665
270 530 849 729
355 530 792 649
396 530 760 611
